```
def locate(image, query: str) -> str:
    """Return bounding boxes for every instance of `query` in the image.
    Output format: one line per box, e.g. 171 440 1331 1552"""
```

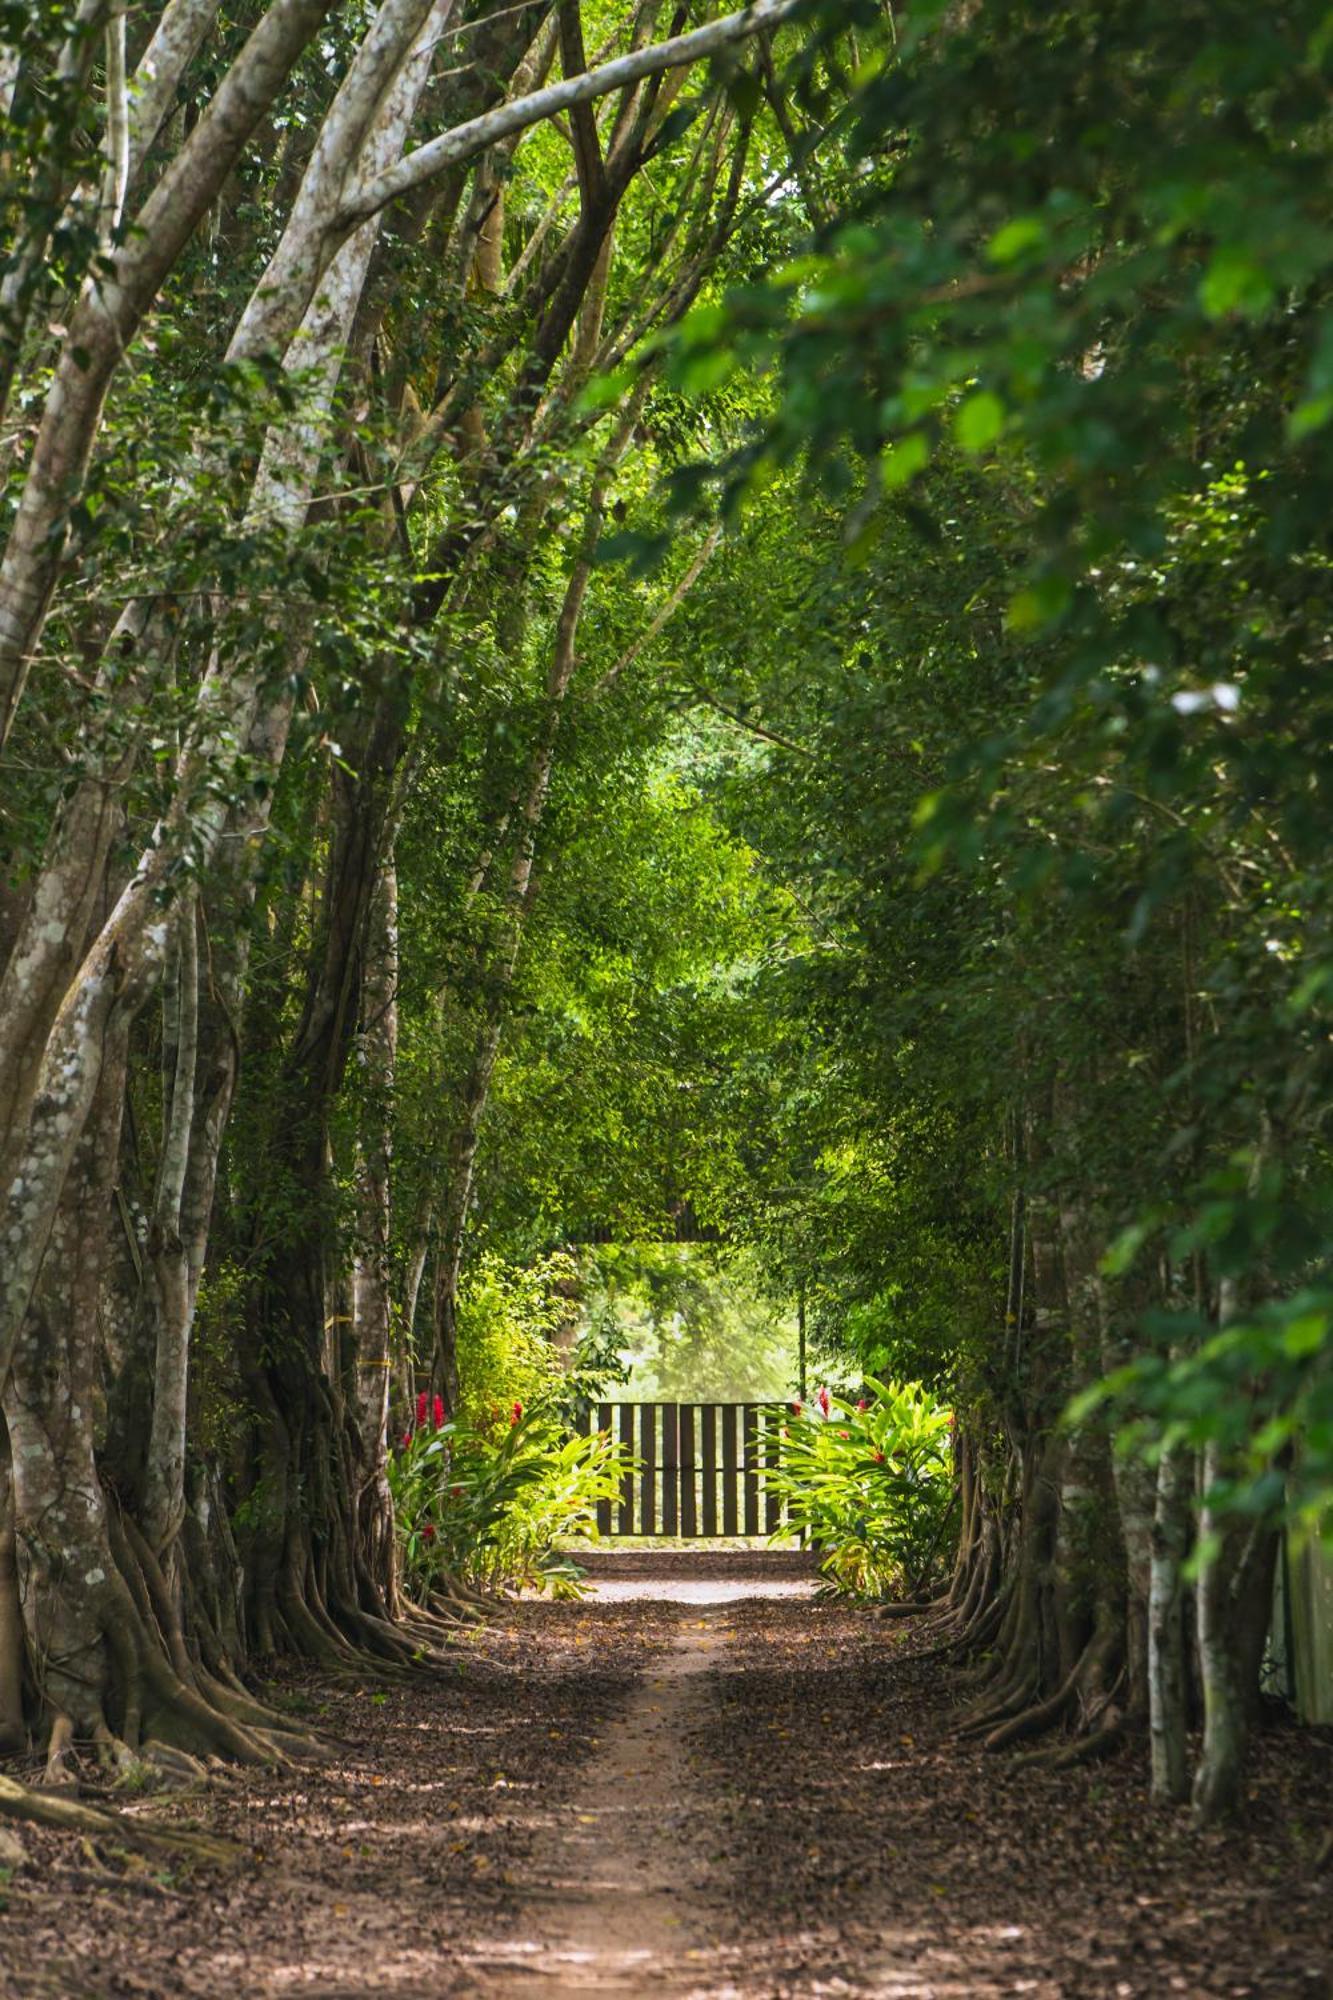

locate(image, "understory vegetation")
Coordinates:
389 1400 624 1600
772 1384 954 1602
0 0 1330 1865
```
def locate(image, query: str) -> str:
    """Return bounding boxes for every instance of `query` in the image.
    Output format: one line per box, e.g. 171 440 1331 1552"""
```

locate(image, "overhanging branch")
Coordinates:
339 0 805 227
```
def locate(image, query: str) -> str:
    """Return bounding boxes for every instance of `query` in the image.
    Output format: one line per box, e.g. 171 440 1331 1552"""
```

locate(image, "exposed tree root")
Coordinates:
1014 1710 1127 1771
982 1669 1074 1750
958 1669 1041 1741
942 1583 1010 1663
192 1668 328 1758
983 1622 1125 1756
43 1713 77 1786
0 1773 239 1869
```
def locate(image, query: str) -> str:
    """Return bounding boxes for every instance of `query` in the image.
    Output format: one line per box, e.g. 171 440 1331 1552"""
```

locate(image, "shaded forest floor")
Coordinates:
0 1553 1330 1998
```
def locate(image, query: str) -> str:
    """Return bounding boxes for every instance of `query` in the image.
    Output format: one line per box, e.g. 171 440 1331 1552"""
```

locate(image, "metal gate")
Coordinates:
576 1401 789 1537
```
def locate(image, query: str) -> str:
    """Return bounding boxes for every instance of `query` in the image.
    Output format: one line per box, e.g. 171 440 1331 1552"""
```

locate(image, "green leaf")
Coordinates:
1004 572 1071 632
880 432 930 490
986 216 1047 265
578 367 636 414
676 344 738 396
953 391 1005 451
1200 248 1276 319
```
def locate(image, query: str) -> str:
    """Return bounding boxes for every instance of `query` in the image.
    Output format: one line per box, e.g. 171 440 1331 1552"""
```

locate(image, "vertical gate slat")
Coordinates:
742 1403 760 1535
764 1404 783 1534
662 1404 679 1536
680 1405 697 1537
596 1403 614 1535
700 1405 718 1537
618 1403 635 1535
721 1404 739 1535
640 1403 656 1536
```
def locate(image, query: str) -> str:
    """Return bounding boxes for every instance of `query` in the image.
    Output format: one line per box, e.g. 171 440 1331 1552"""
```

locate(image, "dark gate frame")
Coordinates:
576 1401 789 1538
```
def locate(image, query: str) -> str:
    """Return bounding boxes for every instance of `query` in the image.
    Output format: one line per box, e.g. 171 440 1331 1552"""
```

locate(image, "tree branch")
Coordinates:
340 0 804 226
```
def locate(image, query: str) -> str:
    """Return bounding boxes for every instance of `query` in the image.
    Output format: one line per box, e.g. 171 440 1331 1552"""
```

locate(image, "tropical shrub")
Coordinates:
388 1400 628 1600
769 1382 955 1600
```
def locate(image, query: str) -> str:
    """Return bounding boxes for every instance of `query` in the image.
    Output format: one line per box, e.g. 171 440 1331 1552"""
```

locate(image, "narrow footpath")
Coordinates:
0 1554 1328 1999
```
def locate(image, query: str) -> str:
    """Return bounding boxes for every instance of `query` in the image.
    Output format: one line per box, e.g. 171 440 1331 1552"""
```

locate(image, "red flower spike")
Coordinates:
874 1449 886 1464
817 1386 831 1418
400 1431 412 1449
433 1394 445 1429
511 1400 523 1425
422 1522 436 1541
856 1398 868 1412
416 1390 428 1430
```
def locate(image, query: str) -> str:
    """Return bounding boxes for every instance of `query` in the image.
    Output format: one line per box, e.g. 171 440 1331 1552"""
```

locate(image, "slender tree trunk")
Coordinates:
0 1414 24 1751
140 902 201 1555
349 862 400 1609
1192 1437 1245 1822
1148 1438 1191 1802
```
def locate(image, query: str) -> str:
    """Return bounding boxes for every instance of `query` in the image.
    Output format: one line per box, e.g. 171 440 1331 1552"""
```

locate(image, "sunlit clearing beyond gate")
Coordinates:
575 1402 790 1538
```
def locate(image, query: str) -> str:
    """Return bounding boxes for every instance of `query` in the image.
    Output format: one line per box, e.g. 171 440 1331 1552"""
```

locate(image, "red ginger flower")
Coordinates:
422 1522 436 1541
400 1430 412 1449
817 1385 831 1418
433 1394 445 1429
416 1390 428 1430
856 1398 868 1412
511 1400 523 1425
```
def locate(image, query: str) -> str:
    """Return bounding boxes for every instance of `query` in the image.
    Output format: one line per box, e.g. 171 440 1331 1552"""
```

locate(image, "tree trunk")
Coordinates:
1192 1437 1245 1822
349 861 400 1611
140 901 201 1556
0 1414 24 1751
1148 1438 1191 1803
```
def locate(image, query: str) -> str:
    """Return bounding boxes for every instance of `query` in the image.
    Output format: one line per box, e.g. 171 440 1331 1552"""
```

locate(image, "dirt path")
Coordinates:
462 1602 728 1993
0 1555 1329 1998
